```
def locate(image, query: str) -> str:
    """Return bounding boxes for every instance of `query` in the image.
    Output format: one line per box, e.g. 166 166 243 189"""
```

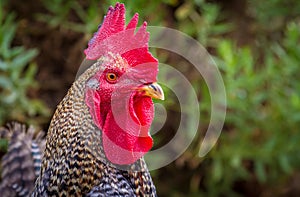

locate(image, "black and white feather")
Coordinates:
0 123 45 197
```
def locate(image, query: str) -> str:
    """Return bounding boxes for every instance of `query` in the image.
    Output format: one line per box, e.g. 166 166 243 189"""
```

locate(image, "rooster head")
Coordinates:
84 3 164 165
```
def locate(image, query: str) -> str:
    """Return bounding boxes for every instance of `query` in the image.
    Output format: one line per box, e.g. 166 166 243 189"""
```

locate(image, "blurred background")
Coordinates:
1 0 300 196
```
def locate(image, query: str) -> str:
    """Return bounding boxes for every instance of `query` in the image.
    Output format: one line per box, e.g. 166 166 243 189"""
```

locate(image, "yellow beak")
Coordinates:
137 82 165 100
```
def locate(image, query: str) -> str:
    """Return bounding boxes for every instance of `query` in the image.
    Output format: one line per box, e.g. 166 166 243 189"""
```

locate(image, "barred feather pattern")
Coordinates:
0 123 45 197
32 59 157 196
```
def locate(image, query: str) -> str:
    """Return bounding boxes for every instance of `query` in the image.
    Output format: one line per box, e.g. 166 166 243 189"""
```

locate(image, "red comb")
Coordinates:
84 3 158 67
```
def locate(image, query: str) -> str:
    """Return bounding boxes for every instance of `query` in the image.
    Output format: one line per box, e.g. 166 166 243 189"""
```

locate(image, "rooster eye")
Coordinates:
106 72 117 82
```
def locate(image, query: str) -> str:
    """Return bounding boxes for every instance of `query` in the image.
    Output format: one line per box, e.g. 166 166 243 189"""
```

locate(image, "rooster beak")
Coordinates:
137 82 165 100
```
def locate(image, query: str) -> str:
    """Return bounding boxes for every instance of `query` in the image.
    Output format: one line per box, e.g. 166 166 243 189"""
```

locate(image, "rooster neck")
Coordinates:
33 61 155 196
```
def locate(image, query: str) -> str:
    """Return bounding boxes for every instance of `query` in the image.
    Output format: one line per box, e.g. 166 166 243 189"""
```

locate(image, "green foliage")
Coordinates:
203 23 300 195
249 0 300 26
175 0 233 47
0 6 49 125
37 0 102 33
37 0 176 34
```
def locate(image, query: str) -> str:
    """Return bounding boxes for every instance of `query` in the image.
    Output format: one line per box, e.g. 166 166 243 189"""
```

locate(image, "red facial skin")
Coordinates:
84 3 158 165
85 55 157 165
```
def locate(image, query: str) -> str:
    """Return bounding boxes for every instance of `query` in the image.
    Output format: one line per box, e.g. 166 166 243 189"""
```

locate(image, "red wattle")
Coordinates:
86 89 154 165
103 110 153 164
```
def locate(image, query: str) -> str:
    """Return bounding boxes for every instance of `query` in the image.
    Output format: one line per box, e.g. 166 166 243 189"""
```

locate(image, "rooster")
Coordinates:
0 3 164 196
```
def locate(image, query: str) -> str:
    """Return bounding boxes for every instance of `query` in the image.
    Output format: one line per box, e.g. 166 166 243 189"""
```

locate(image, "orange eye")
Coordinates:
106 72 117 82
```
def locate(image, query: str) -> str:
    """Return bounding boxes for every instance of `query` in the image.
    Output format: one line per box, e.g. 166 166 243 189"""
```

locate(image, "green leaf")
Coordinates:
217 40 235 70
255 161 267 183
0 59 8 70
0 139 8 152
0 76 12 88
278 155 292 174
212 158 223 182
10 49 38 71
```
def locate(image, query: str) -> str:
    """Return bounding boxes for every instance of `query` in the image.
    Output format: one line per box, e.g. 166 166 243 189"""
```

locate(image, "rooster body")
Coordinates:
32 60 157 196
1 3 163 197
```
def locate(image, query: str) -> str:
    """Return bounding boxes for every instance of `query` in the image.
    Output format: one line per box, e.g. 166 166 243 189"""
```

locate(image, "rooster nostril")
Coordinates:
149 84 157 91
